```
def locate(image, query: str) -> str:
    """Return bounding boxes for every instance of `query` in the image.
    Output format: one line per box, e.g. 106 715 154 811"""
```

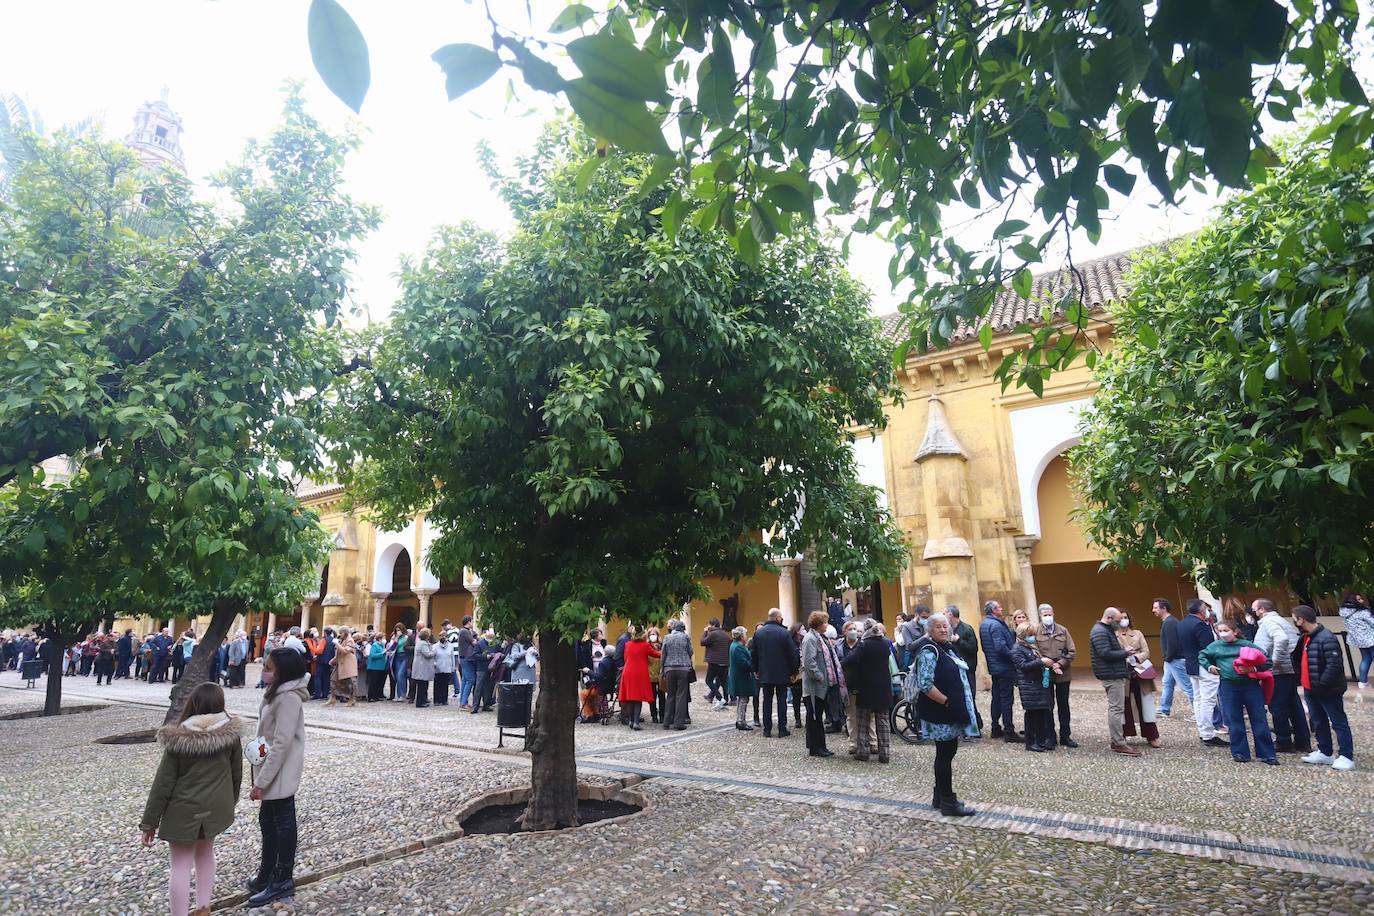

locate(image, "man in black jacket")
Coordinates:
1088 606 1139 756
700 618 732 708
1292 606 1355 769
752 608 799 737
1177 599 1227 747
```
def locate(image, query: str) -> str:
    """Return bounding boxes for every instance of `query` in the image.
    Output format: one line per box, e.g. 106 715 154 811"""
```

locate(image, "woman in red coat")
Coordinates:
619 628 660 731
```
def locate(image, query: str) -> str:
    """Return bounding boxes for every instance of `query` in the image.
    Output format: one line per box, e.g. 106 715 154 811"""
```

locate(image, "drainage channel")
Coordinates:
577 759 1374 877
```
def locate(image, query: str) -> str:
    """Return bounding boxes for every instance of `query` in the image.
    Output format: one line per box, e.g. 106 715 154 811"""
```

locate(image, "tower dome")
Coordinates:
126 91 185 172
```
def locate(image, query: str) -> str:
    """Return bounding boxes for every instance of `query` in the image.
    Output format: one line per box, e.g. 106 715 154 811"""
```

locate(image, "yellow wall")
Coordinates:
1030 455 1101 565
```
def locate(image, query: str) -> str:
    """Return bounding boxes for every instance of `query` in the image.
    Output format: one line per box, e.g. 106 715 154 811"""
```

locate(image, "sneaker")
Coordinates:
1202 737 1230 748
1332 756 1355 771
1261 758 1280 766
1302 750 1336 765
1158 710 1170 717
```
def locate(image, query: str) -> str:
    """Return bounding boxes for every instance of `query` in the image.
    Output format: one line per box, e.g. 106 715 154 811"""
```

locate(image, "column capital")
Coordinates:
413 587 439 598
1012 535 1040 562
370 591 390 602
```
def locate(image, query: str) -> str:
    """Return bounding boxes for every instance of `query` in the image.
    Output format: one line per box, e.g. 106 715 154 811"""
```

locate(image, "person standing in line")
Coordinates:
1178 599 1228 748
914 613 977 816
945 607 982 734
646 627 665 724
660 620 694 731
1089 607 1139 757
247 648 308 907
1116 611 1161 748
1033 604 1076 747
1337 593 1374 689
1011 622 1057 752
468 630 493 714
365 635 388 702
838 621 875 756
1198 619 1278 765
227 630 250 689
1293 606 1356 771
508 635 538 685
841 622 895 763
456 616 477 709
619 628 658 730
728 626 756 731
799 611 835 758
410 628 436 709
116 629 134 680
328 627 357 708
1251 599 1310 753
1153 598 1193 717
752 608 799 738
896 610 925 672
979 600 1019 742
139 682 243 916
700 618 732 709
432 632 455 705
94 635 116 686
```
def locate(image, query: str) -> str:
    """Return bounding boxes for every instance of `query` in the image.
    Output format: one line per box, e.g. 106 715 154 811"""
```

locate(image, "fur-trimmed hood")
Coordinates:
156 712 243 756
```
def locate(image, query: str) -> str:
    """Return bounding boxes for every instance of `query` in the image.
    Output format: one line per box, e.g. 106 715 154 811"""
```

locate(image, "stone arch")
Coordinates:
1007 397 1090 538
373 536 411 593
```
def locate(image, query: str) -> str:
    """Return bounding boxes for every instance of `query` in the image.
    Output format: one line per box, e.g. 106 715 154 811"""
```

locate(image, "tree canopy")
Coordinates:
1072 135 1374 599
0 91 372 713
307 0 1371 388
325 126 906 827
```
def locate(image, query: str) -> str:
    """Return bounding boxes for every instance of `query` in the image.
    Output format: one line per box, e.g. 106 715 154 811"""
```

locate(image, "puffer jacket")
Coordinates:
1339 603 1374 649
1292 625 1347 696
141 713 243 842
1253 613 1297 676
1089 622 1130 681
1011 642 1052 710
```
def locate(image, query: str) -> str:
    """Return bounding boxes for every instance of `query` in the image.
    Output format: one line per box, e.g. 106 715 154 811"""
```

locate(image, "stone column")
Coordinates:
266 613 277 637
301 596 319 633
414 587 438 629
777 558 800 624
469 587 482 629
915 393 982 652
1013 535 1040 621
370 592 389 633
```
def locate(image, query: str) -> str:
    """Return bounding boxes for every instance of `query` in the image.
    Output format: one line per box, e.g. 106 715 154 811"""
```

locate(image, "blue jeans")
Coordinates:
1304 690 1354 760
1159 658 1193 714
394 656 409 699
989 673 1015 734
1218 679 1276 761
1359 647 1373 684
1267 673 1310 749
458 658 477 706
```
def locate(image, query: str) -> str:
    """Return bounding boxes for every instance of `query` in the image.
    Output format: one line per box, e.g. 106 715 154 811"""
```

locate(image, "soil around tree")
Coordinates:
460 797 641 836
0 704 108 721
93 728 157 745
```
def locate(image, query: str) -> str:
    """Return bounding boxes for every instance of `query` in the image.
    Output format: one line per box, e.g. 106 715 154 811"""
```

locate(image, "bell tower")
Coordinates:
126 89 185 173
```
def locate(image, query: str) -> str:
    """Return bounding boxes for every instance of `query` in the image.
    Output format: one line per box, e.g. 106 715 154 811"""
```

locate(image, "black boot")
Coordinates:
245 873 268 895
247 879 295 907
931 790 939 809
939 794 976 817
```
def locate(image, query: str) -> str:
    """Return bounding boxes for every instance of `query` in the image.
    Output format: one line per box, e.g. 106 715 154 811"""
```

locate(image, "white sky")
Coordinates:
1 0 1223 321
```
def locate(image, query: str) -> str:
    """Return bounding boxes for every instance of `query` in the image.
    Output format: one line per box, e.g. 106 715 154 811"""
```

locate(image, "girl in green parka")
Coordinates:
140 681 243 916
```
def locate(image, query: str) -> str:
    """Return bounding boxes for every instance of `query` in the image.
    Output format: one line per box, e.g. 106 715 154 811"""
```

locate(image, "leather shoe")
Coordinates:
1003 732 1023 743
245 874 268 895
810 748 835 757
777 728 791 738
1059 737 1079 749
939 794 976 817
1202 736 1230 748
931 791 939 809
247 879 295 907
1110 743 1142 756
989 728 1004 739
736 722 753 731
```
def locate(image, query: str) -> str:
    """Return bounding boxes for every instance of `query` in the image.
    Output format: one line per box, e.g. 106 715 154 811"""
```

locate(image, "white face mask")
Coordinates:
1119 619 1130 629
1041 615 1054 627
649 636 658 643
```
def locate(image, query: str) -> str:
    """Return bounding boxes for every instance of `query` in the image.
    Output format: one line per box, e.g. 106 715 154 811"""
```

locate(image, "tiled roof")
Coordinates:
296 480 345 501
876 248 1135 345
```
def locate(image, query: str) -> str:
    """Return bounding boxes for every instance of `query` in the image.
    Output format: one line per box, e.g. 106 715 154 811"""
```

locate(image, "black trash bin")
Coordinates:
496 682 534 748
20 659 42 687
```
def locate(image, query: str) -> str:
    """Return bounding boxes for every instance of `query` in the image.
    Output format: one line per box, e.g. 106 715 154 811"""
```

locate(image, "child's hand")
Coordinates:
140 829 155 848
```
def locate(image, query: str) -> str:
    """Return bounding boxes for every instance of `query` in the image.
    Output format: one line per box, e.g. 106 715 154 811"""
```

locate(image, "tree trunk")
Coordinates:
42 634 66 717
163 597 244 724
519 632 580 830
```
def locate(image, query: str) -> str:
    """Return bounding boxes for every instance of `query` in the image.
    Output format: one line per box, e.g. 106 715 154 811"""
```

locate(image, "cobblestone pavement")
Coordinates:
2 677 1371 914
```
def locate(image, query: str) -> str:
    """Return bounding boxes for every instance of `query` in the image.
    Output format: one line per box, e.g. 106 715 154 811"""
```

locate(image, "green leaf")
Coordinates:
567 32 669 103
307 0 370 113
1103 164 1136 195
565 79 672 156
1012 268 1033 299
978 323 993 350
1047 109 1070 129
994 219 1029 240
549 4 595 33
854 69 883 104
749 202 777 244
431 44 502 101
763 184 811 215
1137 323 1158 349
1336 64 1369 106
1329 462 1352 488
575 155 603 195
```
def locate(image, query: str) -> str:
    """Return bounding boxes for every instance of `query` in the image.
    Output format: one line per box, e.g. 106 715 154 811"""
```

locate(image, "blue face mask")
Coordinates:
1025 635 1037 644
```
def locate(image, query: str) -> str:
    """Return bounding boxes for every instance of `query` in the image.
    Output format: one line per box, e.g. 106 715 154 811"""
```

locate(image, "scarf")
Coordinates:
821 636 847 701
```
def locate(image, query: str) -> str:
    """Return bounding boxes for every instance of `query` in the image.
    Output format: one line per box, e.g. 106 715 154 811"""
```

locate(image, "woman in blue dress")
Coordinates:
914 612 979 817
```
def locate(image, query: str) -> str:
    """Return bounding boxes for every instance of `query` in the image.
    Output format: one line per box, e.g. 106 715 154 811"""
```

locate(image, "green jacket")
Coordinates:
141 713 243 843
1197 638 1270 685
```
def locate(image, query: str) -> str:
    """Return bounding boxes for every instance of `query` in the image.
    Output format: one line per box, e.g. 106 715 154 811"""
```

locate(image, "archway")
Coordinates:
385 548 418 632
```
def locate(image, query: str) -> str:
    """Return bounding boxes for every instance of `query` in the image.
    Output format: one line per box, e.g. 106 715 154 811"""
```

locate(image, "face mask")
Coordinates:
261 671 276 685
845 633 857 644
1041 616 1054 627
1025 635 1036 643
649 636 658 643
1119 619 1130 629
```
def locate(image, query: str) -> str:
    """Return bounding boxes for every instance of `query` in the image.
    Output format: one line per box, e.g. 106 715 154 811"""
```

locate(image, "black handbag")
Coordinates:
825 684 843 721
